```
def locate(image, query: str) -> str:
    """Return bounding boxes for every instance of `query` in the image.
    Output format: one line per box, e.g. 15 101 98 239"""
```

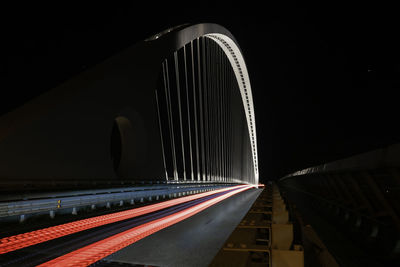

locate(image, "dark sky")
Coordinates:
0 3 398 180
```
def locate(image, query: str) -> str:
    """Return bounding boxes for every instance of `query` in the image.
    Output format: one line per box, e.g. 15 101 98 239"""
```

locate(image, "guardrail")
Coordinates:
0 184 232 222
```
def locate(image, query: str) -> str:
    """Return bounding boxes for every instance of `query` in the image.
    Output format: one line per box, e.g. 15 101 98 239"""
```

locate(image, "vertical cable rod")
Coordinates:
191 41 201 182
183 45 194 181
202 38 210 182
155 90 168 180
174 51 186 181
197 38 206 182
163 60 178 180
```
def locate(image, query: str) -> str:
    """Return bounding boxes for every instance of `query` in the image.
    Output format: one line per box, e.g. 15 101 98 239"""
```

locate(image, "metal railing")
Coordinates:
0 184 232 221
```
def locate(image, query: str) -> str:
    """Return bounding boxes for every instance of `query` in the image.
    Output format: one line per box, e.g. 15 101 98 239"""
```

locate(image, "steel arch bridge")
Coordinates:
0 23 259 187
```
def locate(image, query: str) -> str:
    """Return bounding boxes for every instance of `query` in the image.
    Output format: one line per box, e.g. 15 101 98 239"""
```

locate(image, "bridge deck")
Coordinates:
101 188 261 266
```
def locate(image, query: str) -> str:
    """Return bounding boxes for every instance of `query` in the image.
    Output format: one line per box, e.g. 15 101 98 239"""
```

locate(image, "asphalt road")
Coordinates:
103 188 262 267
0 187 257 266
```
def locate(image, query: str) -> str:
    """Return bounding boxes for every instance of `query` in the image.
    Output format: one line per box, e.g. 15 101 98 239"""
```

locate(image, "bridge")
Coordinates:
0 23 398 267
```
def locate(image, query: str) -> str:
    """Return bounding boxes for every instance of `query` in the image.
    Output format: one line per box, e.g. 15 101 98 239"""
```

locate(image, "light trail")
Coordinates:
38 185 253 266
0 185 246 254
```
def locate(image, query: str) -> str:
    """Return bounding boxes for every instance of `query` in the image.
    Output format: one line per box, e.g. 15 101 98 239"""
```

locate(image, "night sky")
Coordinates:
0 3 398 180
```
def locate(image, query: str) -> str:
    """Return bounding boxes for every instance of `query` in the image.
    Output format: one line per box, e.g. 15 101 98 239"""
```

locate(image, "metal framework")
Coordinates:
210 184 305 267
279 143 400 264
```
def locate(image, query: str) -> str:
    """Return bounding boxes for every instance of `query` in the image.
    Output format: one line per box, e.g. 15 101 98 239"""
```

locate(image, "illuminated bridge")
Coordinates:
0 23 398 267
0 23 263 266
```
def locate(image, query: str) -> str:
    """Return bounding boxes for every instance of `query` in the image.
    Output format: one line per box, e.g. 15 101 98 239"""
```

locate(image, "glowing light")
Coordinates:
38 185 252 266
0 185 246 254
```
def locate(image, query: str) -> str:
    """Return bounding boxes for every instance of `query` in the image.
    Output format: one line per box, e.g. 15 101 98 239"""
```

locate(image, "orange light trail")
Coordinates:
38 185 252 266
0 185 246 254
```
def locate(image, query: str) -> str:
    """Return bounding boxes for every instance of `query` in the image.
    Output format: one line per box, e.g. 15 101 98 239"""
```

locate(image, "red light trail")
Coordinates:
0 185 246 254
38 185 252 266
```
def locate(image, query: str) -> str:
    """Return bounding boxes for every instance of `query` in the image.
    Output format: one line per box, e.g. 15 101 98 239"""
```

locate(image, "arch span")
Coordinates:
151 24 259 185
0 23 259 188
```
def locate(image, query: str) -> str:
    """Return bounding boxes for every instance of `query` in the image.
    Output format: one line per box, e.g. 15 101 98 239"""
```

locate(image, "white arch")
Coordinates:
146 24 259 185
205 34 259 185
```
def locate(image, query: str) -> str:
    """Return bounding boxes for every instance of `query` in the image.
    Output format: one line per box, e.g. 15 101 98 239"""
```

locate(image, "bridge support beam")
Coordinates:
210 183 305 267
